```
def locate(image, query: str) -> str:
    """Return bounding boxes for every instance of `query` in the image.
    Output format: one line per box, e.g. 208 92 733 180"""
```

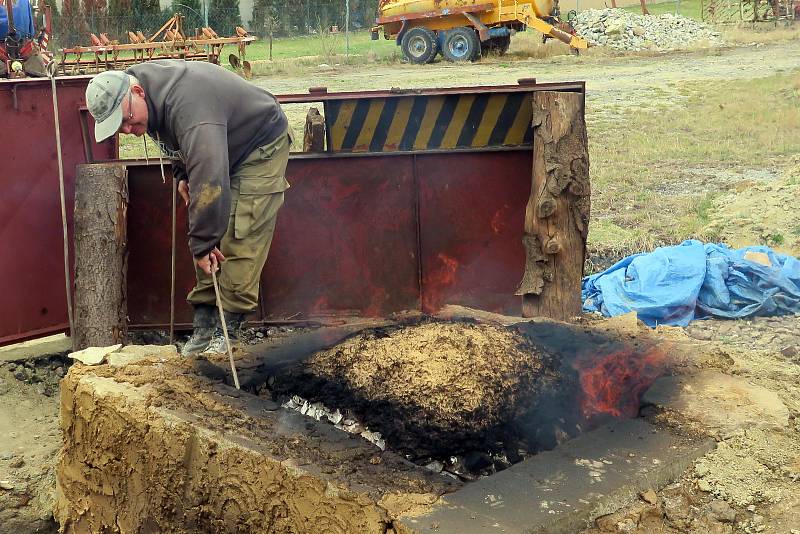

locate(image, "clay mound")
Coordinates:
279 320 553 456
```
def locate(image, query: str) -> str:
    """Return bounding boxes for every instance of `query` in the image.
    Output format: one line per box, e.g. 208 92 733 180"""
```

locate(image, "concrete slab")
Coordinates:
0 334 72 362
642 371 790 438
399 419 715 534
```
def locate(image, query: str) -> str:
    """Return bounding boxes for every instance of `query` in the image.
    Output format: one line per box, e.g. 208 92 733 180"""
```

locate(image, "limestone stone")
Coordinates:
107 344 179 366
68 344 122 365
573 8 723 52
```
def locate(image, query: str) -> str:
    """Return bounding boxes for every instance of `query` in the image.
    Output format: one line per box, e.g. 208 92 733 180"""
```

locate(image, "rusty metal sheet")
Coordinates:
125 155 421 327
0 76 116 345
125 164 196 327
417 150 532 315
126 150 530 325
261 156 420 319
1 79 585 343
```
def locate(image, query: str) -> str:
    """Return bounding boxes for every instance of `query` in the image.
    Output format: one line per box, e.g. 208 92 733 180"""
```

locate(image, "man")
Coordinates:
85 59 290 355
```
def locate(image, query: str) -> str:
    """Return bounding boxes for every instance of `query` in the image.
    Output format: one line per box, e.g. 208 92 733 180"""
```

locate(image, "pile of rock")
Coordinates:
574 8 723 51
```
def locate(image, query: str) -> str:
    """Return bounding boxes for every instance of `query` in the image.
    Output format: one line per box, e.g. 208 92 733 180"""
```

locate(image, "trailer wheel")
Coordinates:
401 28 439 64
443 27 480 62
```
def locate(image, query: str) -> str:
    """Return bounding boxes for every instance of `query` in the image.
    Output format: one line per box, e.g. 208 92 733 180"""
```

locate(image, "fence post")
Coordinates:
345 0 350 61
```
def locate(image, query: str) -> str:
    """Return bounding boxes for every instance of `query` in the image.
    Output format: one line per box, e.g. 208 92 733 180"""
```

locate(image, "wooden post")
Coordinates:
73 163 129 350
516 91 590 321
303 107 326 152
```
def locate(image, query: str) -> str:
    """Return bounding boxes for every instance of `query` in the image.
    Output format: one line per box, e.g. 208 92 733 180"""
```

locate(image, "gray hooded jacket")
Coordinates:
127 60 288 257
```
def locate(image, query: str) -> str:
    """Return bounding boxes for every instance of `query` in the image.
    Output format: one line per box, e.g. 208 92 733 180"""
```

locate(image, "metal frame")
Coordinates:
1 77 586 345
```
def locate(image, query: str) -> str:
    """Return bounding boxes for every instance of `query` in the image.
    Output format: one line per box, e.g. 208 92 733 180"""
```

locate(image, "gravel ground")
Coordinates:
574 9 723 52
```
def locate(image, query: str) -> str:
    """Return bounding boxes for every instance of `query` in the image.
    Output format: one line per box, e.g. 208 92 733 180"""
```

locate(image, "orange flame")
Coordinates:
571 345 667 419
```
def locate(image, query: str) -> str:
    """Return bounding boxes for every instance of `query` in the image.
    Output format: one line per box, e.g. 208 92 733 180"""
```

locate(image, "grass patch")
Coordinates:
721 24 800 44
586 71 800 255
623 0 703 21
119 134 161 160
245 30 398 62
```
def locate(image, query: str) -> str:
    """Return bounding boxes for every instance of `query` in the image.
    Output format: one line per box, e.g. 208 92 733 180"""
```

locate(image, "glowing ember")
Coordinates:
572 346 668 419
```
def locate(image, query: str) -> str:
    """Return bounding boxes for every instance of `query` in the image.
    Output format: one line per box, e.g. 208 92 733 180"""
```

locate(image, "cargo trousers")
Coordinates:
186 129 291 313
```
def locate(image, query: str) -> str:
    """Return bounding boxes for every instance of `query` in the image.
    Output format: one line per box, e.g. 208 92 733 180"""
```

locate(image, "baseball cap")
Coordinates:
85 70 131 142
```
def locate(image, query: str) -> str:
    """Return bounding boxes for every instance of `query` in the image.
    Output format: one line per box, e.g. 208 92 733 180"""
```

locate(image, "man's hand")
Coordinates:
196 247 226 275
177 180 190 207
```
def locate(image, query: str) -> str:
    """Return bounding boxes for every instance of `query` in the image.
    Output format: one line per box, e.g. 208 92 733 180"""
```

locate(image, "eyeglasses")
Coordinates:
121 91 133 126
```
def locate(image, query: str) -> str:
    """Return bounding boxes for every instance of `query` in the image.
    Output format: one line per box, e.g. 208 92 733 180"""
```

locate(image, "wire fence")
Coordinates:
51 0 381 48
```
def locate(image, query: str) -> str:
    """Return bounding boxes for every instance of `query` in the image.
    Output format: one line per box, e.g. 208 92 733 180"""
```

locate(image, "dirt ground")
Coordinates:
53 346 458 533
256 40 800 146
2 39 800 532
582 312 800 534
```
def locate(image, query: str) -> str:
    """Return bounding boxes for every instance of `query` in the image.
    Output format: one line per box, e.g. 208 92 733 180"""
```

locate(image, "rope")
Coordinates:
155 133 177 345
49 72 76 352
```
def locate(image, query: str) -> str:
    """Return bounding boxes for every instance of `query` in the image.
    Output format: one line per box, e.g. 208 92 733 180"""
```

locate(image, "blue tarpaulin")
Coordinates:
0 0 36 40
582 240 800 327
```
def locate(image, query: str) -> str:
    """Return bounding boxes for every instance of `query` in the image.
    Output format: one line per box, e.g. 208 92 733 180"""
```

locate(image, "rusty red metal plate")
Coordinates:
125 150 531 326
125 155 421 326
417 151 532 315
125 164 196 327
261 156 420 319
0 76 116 345
1 79 584 344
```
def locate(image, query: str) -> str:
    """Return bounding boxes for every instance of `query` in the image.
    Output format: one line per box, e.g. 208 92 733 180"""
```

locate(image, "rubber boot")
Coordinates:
202 312 245 354
181 304 218 356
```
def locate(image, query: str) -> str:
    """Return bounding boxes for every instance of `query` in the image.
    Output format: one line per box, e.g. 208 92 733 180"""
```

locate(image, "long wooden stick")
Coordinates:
50 73 76 352
211 268 240 389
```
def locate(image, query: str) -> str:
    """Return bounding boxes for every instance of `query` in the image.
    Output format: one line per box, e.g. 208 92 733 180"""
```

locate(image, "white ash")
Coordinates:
574 8 723 52
281 393 528 481
282 394 386 450
424 460 444 473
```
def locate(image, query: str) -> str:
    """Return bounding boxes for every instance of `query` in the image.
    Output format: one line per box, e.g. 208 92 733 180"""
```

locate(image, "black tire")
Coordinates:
442 27 480 62
400 27 439 64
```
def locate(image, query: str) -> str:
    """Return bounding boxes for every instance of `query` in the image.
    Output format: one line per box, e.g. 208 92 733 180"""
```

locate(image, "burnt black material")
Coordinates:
269 318 577 462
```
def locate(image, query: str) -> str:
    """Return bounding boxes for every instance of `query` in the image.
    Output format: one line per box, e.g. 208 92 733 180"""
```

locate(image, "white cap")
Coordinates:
85 71 130 142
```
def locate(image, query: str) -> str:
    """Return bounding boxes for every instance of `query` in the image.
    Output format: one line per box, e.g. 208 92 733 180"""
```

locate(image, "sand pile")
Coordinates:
278 320 553 456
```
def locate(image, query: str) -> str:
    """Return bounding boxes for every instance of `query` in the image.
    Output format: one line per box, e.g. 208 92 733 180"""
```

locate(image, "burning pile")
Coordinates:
274 320 556 458
270 315 672 480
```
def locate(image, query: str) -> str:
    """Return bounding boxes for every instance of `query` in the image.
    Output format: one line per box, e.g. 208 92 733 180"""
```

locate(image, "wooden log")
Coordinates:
516 91 590 321
73 164 129 350
303 107 326 153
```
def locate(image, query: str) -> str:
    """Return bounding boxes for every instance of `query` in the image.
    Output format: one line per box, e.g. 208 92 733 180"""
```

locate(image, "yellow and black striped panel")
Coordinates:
324 92 533 153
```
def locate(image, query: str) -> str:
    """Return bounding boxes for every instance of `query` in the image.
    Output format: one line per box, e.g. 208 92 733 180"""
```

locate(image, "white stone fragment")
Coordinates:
68 344 123 365
327 409 344 425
